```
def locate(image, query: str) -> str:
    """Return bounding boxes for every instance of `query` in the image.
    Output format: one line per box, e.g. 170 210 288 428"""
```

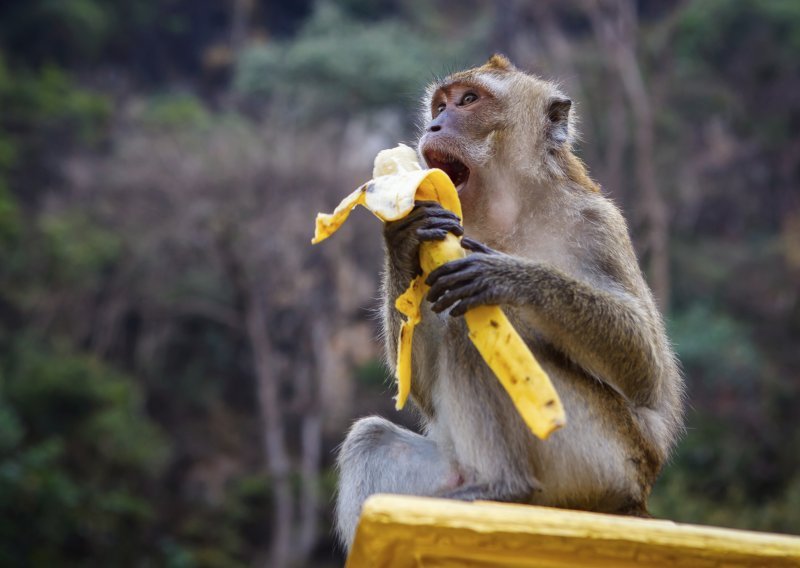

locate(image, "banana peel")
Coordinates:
312 144 566 440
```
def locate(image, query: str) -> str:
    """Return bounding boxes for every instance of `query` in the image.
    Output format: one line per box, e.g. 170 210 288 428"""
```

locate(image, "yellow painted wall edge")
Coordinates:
346 494 800 568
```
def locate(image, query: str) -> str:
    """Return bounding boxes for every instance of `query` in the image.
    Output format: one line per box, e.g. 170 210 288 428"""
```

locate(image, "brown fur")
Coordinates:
334 56 684 551
482 53 516 72
563 150 601 193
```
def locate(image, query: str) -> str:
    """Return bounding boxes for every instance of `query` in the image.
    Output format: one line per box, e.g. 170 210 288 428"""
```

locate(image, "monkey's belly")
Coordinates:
533 369 654 511
429 334 652 511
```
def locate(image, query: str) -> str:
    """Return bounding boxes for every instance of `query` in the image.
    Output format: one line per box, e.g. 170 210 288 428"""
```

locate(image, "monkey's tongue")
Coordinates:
424 153 470 191
446 161 469 190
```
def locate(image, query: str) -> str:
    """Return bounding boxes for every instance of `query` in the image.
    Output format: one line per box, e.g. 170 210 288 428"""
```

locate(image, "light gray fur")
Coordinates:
334 56 684 552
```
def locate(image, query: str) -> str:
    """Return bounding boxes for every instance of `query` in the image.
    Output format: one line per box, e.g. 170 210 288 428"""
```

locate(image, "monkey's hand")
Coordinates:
426 244 521 317
384 200 463 284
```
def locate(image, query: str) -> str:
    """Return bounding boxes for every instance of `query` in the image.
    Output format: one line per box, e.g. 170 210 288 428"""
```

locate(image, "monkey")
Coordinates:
335 54 683 550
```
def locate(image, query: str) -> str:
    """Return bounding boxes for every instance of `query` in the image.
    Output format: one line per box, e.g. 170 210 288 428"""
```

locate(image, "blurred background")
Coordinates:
0 0 799 566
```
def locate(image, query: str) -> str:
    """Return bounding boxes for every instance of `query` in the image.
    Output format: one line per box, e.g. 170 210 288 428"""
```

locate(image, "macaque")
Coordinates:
335 55 683 550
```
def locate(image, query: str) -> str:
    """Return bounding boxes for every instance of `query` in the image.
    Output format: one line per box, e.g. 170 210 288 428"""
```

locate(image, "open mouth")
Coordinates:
423 149 470 191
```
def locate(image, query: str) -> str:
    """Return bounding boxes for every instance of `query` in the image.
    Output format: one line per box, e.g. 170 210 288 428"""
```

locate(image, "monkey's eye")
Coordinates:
435 102 446 115
459 92 478 106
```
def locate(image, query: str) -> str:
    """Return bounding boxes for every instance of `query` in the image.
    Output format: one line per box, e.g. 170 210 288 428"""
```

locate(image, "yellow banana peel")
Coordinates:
312 144 566 440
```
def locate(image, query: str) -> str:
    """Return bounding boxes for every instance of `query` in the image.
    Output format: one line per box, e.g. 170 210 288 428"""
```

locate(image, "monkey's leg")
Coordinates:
441 479 541 503
335 416 462 551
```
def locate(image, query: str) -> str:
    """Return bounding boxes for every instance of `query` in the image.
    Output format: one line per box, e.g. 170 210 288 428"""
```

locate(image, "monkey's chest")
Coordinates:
428 318 533 470
433 310 545 426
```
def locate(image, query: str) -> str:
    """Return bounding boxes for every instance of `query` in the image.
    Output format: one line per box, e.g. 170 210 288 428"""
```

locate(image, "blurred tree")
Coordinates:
0 51 110 206
0 338 169 565
1 1 800 565
233 2 487 116
47 101 385 566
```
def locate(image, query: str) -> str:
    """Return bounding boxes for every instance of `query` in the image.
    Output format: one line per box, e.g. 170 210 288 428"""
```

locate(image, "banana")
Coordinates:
312 144 566 440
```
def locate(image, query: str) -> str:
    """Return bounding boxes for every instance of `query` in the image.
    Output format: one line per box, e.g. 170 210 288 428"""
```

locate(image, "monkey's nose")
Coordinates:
427 113 445 133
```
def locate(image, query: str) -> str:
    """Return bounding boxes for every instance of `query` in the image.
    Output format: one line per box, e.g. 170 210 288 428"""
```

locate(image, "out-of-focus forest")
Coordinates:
0 0 798 566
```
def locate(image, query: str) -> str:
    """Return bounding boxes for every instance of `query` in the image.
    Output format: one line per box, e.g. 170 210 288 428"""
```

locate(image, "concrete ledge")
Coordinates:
346 494 800 567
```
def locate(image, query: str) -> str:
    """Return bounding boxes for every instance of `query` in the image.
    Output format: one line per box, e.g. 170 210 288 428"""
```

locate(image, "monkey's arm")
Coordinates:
380 257 413 371
381 202 463 361
426 248 665 407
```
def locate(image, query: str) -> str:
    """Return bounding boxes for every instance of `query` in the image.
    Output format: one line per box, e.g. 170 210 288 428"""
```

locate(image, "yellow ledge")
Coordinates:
346 495 800 568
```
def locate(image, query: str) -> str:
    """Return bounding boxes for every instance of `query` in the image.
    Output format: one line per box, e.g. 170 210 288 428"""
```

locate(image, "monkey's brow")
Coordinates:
432 78 484 97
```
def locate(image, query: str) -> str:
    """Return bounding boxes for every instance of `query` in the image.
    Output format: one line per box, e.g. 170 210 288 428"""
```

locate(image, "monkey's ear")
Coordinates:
484 54 515 72
546 97 572 146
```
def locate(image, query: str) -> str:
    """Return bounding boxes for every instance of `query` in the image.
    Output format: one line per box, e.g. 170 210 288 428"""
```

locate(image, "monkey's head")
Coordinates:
418 55 591 235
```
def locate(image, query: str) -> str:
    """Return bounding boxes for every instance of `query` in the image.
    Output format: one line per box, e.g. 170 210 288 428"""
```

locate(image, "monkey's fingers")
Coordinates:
386 218 463 260
450 294 496 317
313 143 566 439
417 217 464 234
425 256 481 285
429 282 487 314
461 237 497 255
384 207 461 235
428 271 507 317
417 229 451 242
427 268 483 304
416 219 463 237
413 200 451 211
430 282 490 315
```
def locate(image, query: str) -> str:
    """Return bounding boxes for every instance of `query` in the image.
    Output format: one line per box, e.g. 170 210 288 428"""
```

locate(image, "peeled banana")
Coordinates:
312 144 566 440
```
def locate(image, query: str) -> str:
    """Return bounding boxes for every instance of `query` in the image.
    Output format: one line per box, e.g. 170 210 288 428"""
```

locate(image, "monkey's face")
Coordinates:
419 56 574 234
418 78 507 199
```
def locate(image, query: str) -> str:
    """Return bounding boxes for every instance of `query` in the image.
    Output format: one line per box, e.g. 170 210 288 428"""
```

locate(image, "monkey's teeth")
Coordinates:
423 150 470 189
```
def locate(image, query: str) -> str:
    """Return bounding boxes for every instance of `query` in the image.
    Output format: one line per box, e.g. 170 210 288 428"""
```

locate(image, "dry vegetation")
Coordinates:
1 1 799 566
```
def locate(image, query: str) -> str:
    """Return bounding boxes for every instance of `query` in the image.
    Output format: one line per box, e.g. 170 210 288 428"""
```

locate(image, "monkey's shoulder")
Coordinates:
569 190 630 238
563 193 649 295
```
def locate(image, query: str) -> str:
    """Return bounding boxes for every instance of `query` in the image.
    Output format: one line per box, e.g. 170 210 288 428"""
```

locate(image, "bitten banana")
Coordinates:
312 144 566 440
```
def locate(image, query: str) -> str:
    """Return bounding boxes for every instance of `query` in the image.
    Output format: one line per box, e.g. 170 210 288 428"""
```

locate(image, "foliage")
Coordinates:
0 1 181 73
0 53 110 147
0 0 115 63
669 303 762 392
657 288 800 534
38 211 122 287
354 358 390 387
0 337 169 565
1 0 800 565
651 411 800 536
0 185 20 249
672 0 800 146
0 51 110 210
234 2 488 115
141 93 213 131
674 0 800 67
